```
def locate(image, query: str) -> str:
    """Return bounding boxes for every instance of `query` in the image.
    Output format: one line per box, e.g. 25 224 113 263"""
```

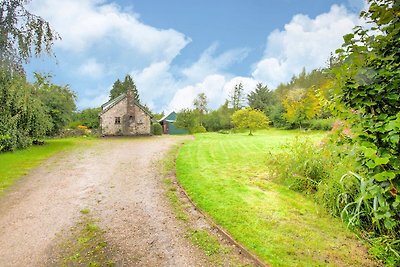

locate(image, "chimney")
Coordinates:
126 88 135 117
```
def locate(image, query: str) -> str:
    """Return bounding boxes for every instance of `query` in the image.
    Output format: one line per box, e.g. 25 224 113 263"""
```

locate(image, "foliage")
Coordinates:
0 68 52 151
305 118 335 131
247 83 275 115
332 0 400 247
267 138 359 214
72 107 101 129
231 108 269 135
152 112 165 121
193 92 208 125
34 73 76 135
109 74 140 101
203 100 232 132
175 109 198 133
176 130 376 266
0 0 60 71
229 82 245 110
282 87 322 128
151 123 162 135
190 125 207 133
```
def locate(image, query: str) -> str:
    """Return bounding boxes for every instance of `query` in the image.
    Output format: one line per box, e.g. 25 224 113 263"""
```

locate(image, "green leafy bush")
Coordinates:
306 118 335 131
267 138 359 215
331 1 400 262
190 125 206 134
0 68 52 151
151 123 162 135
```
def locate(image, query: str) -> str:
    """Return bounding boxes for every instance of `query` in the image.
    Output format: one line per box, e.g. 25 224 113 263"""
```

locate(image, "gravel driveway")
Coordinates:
0 136 212 266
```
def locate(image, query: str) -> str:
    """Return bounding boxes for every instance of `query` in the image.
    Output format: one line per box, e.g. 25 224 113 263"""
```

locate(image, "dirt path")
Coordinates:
0 136 212 266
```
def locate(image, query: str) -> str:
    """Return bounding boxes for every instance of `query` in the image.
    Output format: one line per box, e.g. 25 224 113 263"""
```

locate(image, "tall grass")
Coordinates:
267 137 399 265
267 138 359 216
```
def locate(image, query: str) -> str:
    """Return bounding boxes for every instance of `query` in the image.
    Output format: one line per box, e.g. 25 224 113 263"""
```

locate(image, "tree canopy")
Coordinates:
247 83 275 115
0 0 59 71
109 74 140 101
230 82 245 110
231 108 269 135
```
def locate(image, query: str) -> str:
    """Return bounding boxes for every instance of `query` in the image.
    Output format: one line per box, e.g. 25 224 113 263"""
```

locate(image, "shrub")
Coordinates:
190 125 206 133
268 137 400 264
267 138 359 215
152 123 162 135
306 118 335 131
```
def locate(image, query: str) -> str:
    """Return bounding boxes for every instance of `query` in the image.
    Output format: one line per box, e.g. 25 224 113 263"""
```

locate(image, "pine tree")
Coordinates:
109 74 140 102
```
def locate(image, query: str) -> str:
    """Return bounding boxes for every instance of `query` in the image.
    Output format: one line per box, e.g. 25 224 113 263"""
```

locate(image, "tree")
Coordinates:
0 67 51 151
109 74 140 101
73 107 101 129
231 108 269 135
230 82 245 110
109 79 124 100
333 0 400 236
174 109 198 133
247 83 275 115
0 0 60 71
203 100 233 131
282 87 321 128
34 73 76 135
193 92 208 125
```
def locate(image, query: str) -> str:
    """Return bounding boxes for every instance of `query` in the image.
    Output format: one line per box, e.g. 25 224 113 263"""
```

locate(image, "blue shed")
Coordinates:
158 111 189 135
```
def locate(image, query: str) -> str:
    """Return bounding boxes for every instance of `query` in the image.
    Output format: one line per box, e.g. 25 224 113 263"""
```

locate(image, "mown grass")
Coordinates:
176 129 376 266
0 137 96 194
161 143 249 266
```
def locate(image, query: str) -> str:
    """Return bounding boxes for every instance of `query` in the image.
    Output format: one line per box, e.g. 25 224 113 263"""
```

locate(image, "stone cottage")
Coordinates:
99 90 152 136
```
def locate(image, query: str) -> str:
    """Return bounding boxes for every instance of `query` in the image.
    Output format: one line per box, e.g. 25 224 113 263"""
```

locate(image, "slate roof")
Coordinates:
99 93 153 118
158 111 176 122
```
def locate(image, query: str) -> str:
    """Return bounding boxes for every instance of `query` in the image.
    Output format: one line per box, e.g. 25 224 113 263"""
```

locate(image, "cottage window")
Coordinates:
115 117 121 124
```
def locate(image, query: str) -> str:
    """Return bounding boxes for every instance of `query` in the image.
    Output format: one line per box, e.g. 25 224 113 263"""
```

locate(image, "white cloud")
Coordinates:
78 58 104 78
166 75 259 112
28 0 190 63
27 0 191 110
166 74 227 112
134 61 180 110
133 44 251 112
182 43 249 82
252 4 363 88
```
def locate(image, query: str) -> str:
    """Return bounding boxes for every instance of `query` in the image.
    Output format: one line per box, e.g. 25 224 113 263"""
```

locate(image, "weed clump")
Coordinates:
267 137 399 265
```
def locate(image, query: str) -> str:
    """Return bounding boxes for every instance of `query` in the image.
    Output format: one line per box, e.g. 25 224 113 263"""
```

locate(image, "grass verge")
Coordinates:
176 129 378 266
0 137 96 194
161 143 251 266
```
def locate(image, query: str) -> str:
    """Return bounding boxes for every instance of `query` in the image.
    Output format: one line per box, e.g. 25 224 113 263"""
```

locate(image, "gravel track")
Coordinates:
0 136 211 266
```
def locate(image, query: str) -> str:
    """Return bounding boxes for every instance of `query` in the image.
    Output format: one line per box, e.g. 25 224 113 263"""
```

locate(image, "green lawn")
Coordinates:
176 129 376 266
0 137 95 194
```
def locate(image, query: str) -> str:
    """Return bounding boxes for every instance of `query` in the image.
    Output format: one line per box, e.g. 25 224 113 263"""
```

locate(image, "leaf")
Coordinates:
343 33 354 43
362 147 377 158
374 157 390 165
373 171 395 182
366 160 377 169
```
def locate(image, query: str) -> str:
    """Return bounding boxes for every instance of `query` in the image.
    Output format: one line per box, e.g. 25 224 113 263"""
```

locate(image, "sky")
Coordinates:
26 0 366 113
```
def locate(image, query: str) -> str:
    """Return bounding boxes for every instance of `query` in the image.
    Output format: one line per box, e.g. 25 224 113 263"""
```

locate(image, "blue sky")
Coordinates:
26 0 365 112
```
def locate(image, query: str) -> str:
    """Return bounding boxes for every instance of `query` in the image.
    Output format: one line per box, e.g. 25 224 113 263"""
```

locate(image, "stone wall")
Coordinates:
100 97 151 136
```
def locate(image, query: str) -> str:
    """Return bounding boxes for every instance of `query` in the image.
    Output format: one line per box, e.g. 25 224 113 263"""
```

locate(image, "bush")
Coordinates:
152 123 162 135
267 138 359 215
267 137 400 264
190 125 207 133
306 118 335 131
